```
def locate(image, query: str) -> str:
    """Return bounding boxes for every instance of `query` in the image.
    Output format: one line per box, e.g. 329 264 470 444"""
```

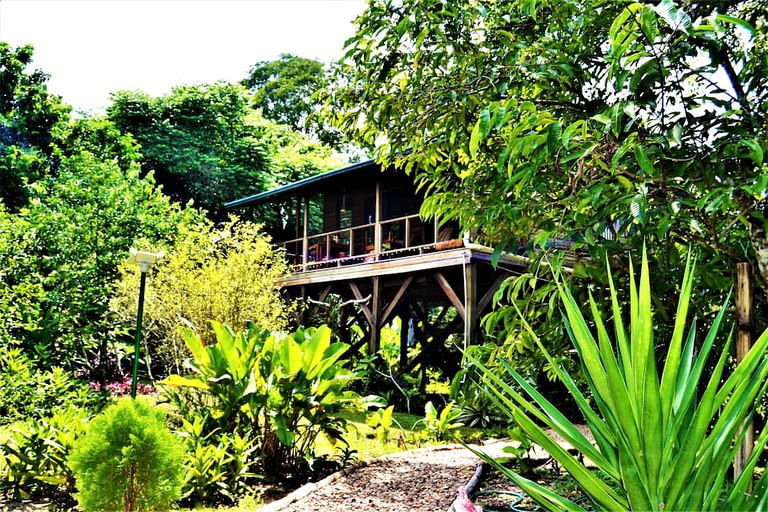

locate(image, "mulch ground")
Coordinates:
260 441 519 512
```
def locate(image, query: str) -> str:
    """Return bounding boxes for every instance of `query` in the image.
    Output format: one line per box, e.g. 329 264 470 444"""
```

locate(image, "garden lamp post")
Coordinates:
126 249 164 398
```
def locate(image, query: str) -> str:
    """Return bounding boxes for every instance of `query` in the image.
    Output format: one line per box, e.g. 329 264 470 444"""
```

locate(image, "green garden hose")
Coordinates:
470 489 538 512
471 490 593 511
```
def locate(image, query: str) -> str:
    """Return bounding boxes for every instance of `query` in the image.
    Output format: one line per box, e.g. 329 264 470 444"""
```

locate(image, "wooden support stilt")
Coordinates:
374 181 382 259
317 285 332 303
434 272 465 319
399 306 409 368
382 276 413 325
734 261 754 482
370 276 381 354
347 308 370 354
349 282 374 325
298 285 307 326
308 285 333 319
464 263 477 348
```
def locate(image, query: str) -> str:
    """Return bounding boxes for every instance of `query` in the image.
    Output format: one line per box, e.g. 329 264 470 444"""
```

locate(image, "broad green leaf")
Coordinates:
617 175 633 189
469 106 492 158
273 414 294 447
610 3 643 61
639 5 659 42
715 14 756 36
469 120 482 158
740 139 764 166
306 342 349 380
280 336 303 376
302 325 332 374
634 145 654 175
546 120 562 153
654 0 692 34
159 374 210 390
629 59 662 95
179 326 208 369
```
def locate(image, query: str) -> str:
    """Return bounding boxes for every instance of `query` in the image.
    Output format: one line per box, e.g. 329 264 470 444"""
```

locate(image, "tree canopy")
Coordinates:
0 42 70 210
327 0 768 319
244 53 346 149
244 53 327 131
0 44 207 371
107 84 271 221
0 42 344 374
107 82 345 222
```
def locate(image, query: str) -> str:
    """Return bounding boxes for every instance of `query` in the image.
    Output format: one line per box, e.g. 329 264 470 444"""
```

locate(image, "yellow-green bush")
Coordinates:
111 218 288 376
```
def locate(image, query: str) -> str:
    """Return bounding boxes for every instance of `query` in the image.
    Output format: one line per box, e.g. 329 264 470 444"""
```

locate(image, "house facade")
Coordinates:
226 159 527 377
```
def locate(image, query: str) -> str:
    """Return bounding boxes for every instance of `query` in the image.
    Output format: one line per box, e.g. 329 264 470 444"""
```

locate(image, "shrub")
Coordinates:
0 154 203 370
451 343 514 429
469 251 768 510
111 218 288 377
366 405 396 444
415 401 463 442
0 348 102 425
177 416 259 505
0 406 89 502
69 397 184 512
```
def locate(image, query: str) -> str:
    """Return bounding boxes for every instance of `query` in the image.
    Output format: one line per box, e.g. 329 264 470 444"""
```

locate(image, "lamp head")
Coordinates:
127 248 165 273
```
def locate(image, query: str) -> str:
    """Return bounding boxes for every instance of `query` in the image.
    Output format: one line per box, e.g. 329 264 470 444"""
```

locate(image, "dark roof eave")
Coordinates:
224 158 377 209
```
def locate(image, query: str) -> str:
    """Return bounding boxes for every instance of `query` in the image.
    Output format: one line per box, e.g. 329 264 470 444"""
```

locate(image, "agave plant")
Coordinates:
468 251 768 511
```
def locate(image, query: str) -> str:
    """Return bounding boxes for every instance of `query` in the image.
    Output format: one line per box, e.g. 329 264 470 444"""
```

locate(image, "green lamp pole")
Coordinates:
126 249 164 399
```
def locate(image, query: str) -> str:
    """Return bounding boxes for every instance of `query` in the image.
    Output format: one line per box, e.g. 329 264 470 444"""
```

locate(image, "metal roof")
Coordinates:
224 158 378 209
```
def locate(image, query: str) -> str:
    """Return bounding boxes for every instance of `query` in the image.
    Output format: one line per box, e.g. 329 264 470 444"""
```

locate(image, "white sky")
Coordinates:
0 0 366 114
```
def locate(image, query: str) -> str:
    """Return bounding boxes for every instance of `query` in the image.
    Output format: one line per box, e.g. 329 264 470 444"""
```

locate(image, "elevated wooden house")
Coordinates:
226 159 527 376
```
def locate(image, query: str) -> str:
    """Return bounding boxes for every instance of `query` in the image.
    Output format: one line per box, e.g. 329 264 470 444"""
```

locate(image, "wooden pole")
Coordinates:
734 261 754 481
374 180 382 259
399 307 409 369
369 276 381 354
463 261 477 349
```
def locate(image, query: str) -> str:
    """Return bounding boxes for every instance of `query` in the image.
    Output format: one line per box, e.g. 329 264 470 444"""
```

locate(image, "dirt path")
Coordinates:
260 441 516 512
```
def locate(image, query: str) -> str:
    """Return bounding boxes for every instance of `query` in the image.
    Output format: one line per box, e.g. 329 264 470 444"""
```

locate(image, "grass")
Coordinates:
314 410 425 460
173 493 263 512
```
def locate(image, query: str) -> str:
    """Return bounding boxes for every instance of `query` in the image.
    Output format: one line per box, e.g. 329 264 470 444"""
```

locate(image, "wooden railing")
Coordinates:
275 213 440 272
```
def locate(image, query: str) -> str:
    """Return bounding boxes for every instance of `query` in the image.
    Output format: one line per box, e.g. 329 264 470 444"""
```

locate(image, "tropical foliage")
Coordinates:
468 252 768 511
326 0 768 357
415 401 463 442
244 53 327 132
244 53 346 149
107 84 271 221
0 42 69 211
0 348 100 425
163 322 373 479
0 153 203 371
0 406 89 501
110 218 288 377
107 83 345 222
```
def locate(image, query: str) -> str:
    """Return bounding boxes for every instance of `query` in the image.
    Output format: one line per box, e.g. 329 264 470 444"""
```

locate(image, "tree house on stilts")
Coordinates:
226 159 528 379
